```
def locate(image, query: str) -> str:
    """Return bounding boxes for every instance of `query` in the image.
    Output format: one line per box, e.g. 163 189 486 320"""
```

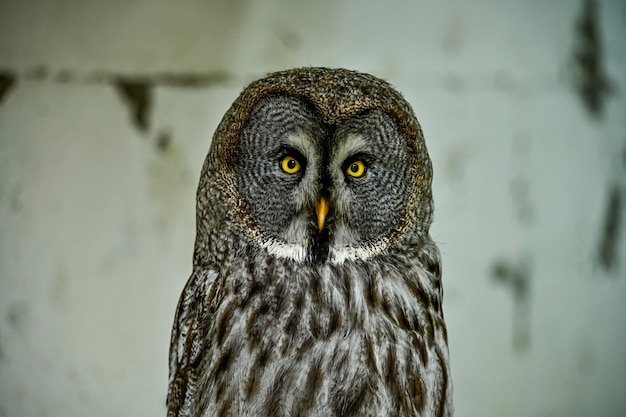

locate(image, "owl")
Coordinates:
167 67 453 417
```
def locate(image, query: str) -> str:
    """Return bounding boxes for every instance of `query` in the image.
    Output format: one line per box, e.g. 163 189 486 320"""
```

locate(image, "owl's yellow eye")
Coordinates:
281 155 301 174
346 160 366 178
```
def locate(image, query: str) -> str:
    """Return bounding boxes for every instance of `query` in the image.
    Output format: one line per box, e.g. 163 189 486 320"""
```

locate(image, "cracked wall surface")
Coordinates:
0 1 625 416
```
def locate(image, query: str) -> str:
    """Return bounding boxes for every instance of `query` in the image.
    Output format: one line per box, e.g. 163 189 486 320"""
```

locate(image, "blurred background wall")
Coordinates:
0 0 625 416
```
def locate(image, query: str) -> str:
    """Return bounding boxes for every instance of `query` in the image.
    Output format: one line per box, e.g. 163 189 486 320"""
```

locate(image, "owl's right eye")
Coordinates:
280 155 302 174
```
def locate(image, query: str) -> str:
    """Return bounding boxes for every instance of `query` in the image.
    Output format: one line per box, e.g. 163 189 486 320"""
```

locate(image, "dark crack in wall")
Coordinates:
114 78 153 133
0 71 16 106
156 129 172 153
597 185 622 272
492 257 532 353
110 72 232 133
570 0 614 118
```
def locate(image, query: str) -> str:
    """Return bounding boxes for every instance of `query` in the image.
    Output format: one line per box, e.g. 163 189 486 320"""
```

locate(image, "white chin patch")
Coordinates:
260 218 391 265
261 237 389 265
327 222 388 264
330 243 387 265
262 239 308 263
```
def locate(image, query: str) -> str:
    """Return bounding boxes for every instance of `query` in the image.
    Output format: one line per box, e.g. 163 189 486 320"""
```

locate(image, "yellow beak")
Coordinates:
316 197 329 230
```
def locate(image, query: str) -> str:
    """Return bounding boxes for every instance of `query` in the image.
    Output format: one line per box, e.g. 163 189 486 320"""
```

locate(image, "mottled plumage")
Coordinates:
167 67 453 417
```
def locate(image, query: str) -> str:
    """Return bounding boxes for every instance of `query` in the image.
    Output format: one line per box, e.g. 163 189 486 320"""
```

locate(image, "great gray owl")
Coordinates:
167 67 452 417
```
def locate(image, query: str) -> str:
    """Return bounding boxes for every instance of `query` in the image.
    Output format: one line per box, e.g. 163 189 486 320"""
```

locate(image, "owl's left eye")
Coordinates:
345 160 366 178
281 155 302 174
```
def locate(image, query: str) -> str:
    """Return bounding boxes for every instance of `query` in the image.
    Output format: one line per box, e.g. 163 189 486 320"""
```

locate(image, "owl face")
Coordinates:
234 94 413 264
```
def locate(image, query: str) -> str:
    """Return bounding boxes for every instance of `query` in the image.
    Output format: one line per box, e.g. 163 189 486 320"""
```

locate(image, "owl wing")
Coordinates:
167 269 220 417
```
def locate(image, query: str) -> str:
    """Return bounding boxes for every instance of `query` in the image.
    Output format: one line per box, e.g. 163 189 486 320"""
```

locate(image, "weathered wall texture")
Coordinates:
0 1 625 416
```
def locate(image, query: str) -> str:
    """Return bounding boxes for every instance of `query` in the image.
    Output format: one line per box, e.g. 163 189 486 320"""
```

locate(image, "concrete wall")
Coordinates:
1 1 625 416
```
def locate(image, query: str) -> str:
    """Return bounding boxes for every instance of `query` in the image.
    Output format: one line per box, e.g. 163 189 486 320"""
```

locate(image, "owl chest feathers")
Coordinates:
193 247 451 417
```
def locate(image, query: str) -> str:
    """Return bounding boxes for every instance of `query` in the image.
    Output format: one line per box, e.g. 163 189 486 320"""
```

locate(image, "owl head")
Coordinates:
195 68 434 266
